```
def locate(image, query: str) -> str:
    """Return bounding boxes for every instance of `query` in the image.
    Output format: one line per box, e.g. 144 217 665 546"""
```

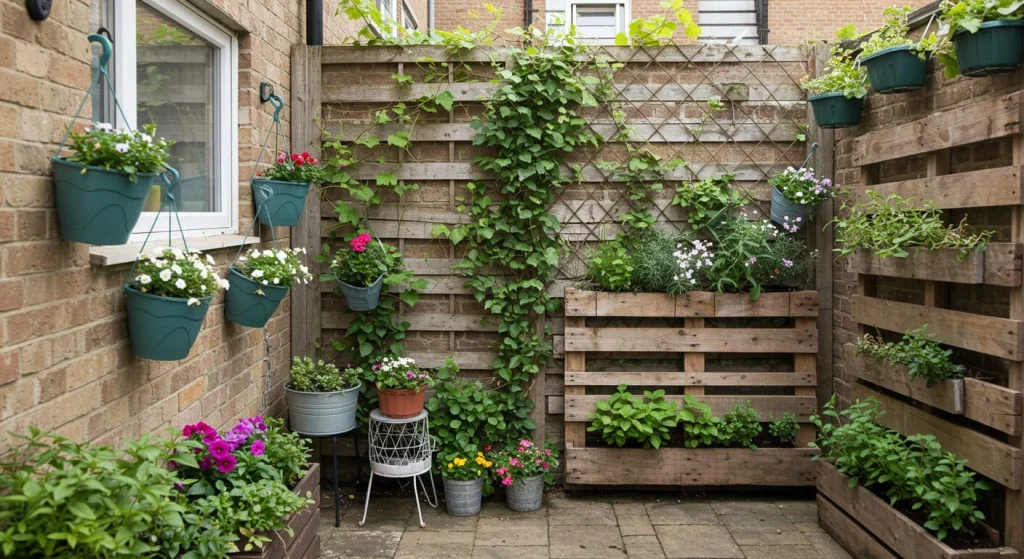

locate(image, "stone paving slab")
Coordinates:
476 517 549 546
549 525 626 559
646 501 720 525
394 531 474 559
622 535 666 559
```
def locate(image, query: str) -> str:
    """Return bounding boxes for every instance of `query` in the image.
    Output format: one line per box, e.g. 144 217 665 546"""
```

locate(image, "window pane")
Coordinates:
576 5 616 26
573 4 621 39
136 2 219 213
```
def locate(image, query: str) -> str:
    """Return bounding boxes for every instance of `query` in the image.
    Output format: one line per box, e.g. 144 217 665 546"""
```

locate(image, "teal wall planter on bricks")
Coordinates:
808 93 863 129
252 178 310 227
53 157 158 245
225 267 288 328
337 275 384 312
125 287 211 361
954 21 1024 77
770 187 812 227
860 45 929 94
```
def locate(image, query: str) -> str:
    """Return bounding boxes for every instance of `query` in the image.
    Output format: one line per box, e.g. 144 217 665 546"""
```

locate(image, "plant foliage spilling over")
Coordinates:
289 356 362 392
802 29 868 98
833 191 995 259
671 173 746 230
768 413 799 446
811 398 988 541
587 385 684 449
64 122 173 180
856 326 966 387
859 6 938 59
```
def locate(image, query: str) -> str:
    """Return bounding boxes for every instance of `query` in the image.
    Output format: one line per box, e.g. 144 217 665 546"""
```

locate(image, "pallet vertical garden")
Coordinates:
562 288 820 486
823 85 1024 557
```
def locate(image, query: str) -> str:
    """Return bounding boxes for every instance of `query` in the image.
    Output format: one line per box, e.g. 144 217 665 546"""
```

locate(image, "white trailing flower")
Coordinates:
187 298 200 306
138 274 151 285
672 239 715 288
174 279 186 289
233 246 314 293
130 248 225 300
159 269 173 282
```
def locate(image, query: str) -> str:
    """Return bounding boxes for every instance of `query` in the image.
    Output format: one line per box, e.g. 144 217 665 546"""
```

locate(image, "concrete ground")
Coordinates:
317 489 850 559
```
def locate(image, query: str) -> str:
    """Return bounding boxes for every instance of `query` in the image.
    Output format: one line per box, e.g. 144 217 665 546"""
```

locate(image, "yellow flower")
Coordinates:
477 452 484 457
477 470 482 476
448 463 454 469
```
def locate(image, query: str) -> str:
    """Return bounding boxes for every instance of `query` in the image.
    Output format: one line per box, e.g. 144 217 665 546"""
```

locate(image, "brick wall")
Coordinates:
767 0 934 45
0 0 365 452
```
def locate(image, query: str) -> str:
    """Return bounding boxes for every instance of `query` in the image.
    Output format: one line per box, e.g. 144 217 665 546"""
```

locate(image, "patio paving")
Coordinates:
318 490 850 559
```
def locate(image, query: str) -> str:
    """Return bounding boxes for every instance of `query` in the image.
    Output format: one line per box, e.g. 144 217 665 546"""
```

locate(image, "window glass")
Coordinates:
572 3 623 41
697 0 758 44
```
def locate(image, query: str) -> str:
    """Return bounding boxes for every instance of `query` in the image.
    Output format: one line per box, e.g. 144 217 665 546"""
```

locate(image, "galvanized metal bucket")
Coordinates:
505 474 544 512
285 381 361 436
444 477 484 516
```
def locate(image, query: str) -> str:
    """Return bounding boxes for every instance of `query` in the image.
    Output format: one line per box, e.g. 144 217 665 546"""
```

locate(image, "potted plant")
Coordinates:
226 247 313 328
802 41 868 128
253 151 326 227
124 248 228 361
858 7 937 93
495 439 559 512
440 448 493 516
373 356 434 419
938 0 1024 77
768 166 837 228
324 232 388 311
53 122 173 245
285 357 363 436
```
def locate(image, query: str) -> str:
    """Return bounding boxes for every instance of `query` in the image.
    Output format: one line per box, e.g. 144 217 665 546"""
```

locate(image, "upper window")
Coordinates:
697 0 759 44
402 1 420 31
111 0 238 238
570 0 627 43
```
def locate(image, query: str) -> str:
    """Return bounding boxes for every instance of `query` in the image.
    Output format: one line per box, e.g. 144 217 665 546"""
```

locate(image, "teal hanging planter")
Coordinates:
337 275 384 312
954 21 1024 77
770 187 813 228
252 178 310 227
225 266 289 328
860 45 929 94
124 286 211 361
53 157 158 245
808 93 863 129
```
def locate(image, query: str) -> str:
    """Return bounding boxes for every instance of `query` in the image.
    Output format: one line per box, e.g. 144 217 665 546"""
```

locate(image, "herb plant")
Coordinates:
587 385 683 449
289 356 362 392
128 248 229 304
833 191 995 259
937 0 1024 76
234 247 313 289
671 174 746 230
585 238 634 292
802 44 868 98
859 6 938 59
702 219 812 300
632 227 685 293
373 356 434 391
717 401 762 449
679 394 721 448
769 413 799 446
259 151 327 184
855 326 966 387
63 122 173 181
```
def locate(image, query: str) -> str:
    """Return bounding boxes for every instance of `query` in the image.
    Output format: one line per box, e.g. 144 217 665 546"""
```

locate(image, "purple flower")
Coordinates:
207 438 232 458
372 363 382 371
783 259 794 268
748 256 757 264
199 457 214 470
216 454 238 474
174 482 186 492
251 440 266 456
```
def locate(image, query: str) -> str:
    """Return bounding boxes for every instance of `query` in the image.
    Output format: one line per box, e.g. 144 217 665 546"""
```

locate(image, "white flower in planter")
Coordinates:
174 279 186 290
159 269 173 282
138 274 151 285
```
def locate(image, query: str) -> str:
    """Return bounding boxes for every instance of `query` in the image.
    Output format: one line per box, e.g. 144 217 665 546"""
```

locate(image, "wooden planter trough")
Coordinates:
817 461 1017 559
231 463 322 559
563 289 819 487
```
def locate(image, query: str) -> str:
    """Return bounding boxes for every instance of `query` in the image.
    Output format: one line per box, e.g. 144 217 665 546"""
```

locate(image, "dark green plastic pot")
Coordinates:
954 20 1024 77
252 178 310 227
860 45 929 93
225 266 288 328
808 93 864 129
124 286 212 361
770 187 812 228
53 157 158 245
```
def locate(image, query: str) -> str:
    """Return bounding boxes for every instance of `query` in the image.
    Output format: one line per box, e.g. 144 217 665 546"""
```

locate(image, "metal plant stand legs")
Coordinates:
358 470 438 528
360 409 437 528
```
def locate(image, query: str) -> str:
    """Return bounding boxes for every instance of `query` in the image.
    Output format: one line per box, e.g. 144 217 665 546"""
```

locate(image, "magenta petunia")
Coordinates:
250 440 266 456
199 457 214 470
182 425 195 437
216 454 238 474
207 438 232 458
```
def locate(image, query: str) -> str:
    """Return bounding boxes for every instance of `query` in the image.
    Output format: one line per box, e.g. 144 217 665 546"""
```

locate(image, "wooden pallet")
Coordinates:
563 288 819 487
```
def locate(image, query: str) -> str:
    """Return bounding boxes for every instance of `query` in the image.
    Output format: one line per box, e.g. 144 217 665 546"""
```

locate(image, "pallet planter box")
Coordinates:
563 289 819 487
846 244 1023 287
818 462 1016 559
231 463 322 559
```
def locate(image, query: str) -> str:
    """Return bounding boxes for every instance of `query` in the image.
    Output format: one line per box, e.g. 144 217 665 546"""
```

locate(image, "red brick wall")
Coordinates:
767 0 934 45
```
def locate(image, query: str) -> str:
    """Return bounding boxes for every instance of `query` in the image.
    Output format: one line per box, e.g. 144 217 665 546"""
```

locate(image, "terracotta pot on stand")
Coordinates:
377 387 426 419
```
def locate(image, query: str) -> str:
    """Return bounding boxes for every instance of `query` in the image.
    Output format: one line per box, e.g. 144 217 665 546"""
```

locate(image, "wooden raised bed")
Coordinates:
818 462 1017 559
846 243 1023 287
563 289 819 487
232 463 322 559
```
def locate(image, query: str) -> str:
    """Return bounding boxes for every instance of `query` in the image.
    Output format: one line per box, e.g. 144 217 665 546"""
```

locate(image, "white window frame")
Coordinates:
569 0 629 44
402 0 420 31
373 0 399 36
114 0 239 240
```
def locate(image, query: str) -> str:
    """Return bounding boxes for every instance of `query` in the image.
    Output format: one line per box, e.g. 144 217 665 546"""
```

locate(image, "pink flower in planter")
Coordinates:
544 449 552 456
496 467 508 476
502 476 514 486
207 438 232 458
199 457 214 470
216 454 238 474
350 233 372 253
251 440 266 456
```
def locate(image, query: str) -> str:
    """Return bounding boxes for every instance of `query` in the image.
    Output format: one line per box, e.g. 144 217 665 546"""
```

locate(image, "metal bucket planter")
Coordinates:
808 93 863 129
506 474 544 512
860 45 929 93
224 267 289 328
252 178 310 227
124 286 212 361
954 21 1024 77
337 275 384 312
378 387 427 419
285 381 361 436
53 157 158 245
769 187 813 227
444 477 484 516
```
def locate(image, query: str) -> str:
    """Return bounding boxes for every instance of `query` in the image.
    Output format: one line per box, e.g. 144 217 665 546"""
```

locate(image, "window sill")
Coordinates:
89 234 259 267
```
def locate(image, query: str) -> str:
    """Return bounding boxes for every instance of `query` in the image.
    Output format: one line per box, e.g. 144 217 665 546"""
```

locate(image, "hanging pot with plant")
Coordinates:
52 35 174 245
938 1 1024 77
285 357 362 436
374 356 434 419
225 246 312 328
323 232 388 312
803 37 868 129
768 162 837 232
857 7 936 94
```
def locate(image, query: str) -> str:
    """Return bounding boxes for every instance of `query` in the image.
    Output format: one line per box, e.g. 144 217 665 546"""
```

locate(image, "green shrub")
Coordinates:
768 413 799 446
679 395 721 448
289 356 362 392
855 326 966 387
585 238 633 291
587 385 682 449
632 227 684 293
717 402 762 449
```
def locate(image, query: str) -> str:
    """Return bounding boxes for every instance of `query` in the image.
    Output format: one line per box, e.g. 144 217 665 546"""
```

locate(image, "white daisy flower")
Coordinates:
171 264 182 275
174 279 186 289
252 269 264 278
159 269 173 282
138 274 151 285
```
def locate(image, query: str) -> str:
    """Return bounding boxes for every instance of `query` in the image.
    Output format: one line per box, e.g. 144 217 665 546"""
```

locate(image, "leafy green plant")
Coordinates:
585 238 634 292
832 191 995 260
671 174 746 230
289 356 362 392
128 248 228 302
587 385 683 449
596 149 684 235
801 35 868 99
632 227 684 293
768 167 836 207
234 247 313 289
937 0 1024 76
717 401 762 449
703 218 813 300
614 0 702 46
373 356 434 391
768 413 799 446
679 394 720 448
63 122 173 180
859 6 938 59
855 326 966 387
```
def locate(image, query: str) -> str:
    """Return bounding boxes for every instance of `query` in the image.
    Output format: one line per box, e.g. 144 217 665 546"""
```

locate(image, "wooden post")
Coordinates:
684 317 705 397
1007 134 1024 552
795 316 817 446
290 45 322 362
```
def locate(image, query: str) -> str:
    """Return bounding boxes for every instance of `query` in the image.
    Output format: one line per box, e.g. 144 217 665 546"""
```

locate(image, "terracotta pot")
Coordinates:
377 387 426 419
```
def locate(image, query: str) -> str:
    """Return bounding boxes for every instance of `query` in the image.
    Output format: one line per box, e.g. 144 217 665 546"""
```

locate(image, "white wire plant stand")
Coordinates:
360 409 438 528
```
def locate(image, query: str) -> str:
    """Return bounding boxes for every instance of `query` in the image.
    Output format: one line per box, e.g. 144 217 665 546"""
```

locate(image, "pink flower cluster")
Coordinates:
182 416 268 474
275 151 318 166
494 438 558 488
350 233 372 253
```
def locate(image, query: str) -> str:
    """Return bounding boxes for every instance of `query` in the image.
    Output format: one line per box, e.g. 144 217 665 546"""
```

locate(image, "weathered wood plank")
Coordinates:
564 288 597 317
561 394 817 422
323 312 499 332
790 291 820 317
715 292 790 317
818 462 1005 559
817 495 899 559
564 371 816 386
964 377 1024 437
846 244 1022 287
564 327 818 354
408 351 496 369
852 384 1023 489
564 316 587 450
566 447 817 486
852 92 1024 166
852 295 1024 361
848 345 966 416
348 161 793 182
596 292 678 317
851 166 1024 210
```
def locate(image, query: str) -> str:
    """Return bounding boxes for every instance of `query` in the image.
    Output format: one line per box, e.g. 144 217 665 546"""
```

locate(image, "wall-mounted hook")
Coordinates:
260 82 275 104
26 0 51 21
